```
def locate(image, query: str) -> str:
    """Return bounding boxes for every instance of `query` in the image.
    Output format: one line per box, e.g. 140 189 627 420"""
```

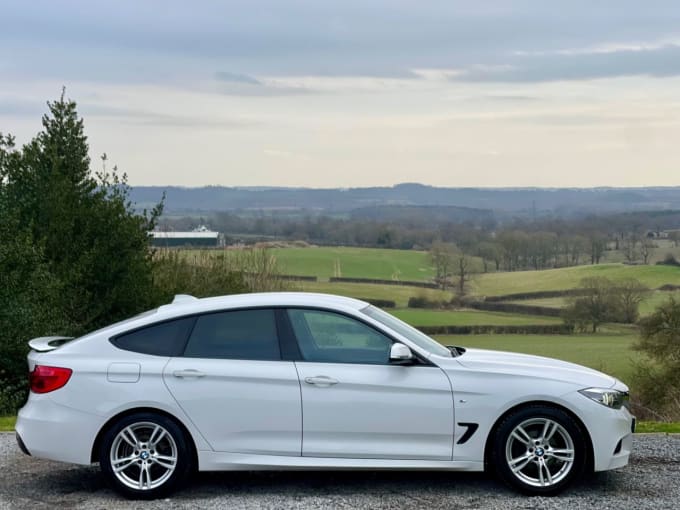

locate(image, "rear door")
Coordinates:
163 308 302 456
287 308 454 460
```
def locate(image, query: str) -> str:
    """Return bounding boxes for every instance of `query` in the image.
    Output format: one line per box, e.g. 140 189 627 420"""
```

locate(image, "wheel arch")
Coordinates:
483 400 594 472
90 406 199 468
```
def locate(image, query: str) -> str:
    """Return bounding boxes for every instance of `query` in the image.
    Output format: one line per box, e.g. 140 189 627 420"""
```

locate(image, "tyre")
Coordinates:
490 405 588 495
99 412 193 499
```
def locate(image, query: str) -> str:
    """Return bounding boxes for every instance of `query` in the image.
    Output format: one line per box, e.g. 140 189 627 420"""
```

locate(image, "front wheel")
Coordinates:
99 412 193 499
491 406 588 495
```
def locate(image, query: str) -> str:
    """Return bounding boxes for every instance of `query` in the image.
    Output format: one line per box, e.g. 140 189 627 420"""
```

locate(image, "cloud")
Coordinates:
214 71 261 85
453 44 680 83
80 104 257 129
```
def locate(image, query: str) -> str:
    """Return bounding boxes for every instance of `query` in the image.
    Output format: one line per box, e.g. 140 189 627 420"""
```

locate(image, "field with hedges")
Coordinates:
174 245 680 393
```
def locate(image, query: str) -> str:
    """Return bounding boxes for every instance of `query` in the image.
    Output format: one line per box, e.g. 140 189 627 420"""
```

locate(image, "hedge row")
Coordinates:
484 289 587 302
363 299 396 308
329 276 438 289
275 274 318 282
416 324 574 335
463 300 563 317
407 296 449 309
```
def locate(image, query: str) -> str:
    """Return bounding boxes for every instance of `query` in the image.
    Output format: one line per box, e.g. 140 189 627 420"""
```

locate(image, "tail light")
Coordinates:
29 365 73 394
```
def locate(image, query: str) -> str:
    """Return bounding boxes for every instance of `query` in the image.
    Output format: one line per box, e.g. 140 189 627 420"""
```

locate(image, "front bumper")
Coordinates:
564 391 635 472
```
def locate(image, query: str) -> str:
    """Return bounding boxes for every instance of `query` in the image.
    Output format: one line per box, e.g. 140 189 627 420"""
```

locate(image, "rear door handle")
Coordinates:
173 369 206 378
304 376 339 386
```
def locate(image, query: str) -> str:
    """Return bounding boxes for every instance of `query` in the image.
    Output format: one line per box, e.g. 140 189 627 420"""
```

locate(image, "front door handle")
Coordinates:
304 376 339 386
173 369 206 378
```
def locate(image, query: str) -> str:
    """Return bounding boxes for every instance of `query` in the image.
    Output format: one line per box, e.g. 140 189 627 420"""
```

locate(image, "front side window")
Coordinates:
112 317 195 356
287 308 392 364
184 309 280 360
361 305 452 358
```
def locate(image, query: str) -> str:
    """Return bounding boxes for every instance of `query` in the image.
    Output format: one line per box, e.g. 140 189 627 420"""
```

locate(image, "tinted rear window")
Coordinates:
183 309 280 360
112 317 195 356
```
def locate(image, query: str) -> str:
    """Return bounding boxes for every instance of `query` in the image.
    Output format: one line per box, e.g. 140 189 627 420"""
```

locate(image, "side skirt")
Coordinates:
198 451 484 472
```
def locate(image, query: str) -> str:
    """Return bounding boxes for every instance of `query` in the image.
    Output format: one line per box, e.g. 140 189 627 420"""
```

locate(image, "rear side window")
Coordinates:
183 309 280 360
112 317 195 356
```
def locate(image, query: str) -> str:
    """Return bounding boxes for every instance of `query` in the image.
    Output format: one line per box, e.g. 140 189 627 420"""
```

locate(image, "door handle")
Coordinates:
172 369 206 378
304 376 338 386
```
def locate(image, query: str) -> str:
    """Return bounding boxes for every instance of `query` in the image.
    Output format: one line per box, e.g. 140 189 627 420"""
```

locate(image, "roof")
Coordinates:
148 231 219 239
154 292 369 319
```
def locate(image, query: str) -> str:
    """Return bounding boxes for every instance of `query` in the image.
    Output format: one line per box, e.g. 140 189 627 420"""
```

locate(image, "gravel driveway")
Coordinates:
1 433 678 509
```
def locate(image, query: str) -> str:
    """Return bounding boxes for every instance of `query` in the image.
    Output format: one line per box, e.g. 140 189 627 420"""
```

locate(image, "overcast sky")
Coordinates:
2 0 680 187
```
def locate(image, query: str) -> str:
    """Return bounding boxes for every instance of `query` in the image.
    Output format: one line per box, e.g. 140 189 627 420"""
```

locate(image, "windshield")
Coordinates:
361 305 452 358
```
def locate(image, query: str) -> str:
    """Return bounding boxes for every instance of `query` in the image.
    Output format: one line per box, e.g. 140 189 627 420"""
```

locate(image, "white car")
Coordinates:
16 293 634 499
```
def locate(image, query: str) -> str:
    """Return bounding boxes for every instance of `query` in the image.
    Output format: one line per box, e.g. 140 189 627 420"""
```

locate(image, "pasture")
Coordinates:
271 247 435 281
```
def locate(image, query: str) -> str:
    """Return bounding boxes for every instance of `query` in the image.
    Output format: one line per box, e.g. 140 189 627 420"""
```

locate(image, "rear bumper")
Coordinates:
15 432 30 456
16 395 102 465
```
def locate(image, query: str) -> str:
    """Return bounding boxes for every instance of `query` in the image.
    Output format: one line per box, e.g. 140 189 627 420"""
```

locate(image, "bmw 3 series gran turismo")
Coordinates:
16 293 634 498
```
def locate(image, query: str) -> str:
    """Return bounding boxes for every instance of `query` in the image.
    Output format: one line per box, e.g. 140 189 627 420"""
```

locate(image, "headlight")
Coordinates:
579 388 630 410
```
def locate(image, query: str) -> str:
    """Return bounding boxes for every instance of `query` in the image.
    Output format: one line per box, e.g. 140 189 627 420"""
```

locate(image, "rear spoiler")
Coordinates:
28 336 75 353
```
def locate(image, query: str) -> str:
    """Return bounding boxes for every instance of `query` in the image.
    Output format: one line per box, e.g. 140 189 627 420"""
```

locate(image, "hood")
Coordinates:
452 348 617 388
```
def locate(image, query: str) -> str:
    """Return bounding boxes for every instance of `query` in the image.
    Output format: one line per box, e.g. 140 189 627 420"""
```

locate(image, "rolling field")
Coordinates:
509 290 680 315
297 281 451 308
473 263 680 296
391 308 560 326
271 247 435 281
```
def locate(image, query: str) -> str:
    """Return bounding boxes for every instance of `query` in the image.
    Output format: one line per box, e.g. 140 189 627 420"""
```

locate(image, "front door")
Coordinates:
287 308 454 460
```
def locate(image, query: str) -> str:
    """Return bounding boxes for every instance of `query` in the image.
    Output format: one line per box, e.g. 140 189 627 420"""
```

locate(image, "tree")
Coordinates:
0 92 163 411
452 252 475 296
640 238 655 265
430 241 456 290
622 234 639 263
562 277 617 333
669 231 680 248
633 297 680 420
2 92 163 331
612 278 650 323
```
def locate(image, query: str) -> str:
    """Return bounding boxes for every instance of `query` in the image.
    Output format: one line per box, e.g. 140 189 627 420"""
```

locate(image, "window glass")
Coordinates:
287 309 392 364
361 305 452 358
184 309 280 360
112 317 194 356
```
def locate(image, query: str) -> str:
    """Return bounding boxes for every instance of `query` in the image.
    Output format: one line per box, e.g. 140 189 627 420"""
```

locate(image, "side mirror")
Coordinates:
390 343 414 363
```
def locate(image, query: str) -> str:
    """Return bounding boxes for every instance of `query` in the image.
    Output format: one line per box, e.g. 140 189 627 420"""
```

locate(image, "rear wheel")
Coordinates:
99 412 192 499
491 406 588 495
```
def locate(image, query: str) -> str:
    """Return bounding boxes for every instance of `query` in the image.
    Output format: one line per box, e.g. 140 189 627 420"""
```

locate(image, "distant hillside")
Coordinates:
130 183 680 217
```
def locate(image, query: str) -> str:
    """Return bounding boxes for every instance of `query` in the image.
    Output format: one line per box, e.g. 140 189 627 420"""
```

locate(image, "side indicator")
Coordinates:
457 422 479 445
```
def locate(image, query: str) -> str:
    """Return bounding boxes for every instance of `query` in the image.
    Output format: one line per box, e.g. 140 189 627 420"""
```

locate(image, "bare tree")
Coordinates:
640 238 655 264
453 252 474 296
613 278 650 323
430 241 456 290
622 235 639 263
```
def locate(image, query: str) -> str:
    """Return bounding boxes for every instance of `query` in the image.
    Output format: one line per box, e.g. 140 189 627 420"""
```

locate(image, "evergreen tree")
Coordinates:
0 91 163 411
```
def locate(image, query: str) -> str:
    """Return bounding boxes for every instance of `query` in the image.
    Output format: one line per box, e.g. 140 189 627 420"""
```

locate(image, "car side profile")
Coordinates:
16 292 634 499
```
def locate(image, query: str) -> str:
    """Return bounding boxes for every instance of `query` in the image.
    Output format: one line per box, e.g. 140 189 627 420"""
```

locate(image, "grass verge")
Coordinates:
636 421 680 433
0 416 16 431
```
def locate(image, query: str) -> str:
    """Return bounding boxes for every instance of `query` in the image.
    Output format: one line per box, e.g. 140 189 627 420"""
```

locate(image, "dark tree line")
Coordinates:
160 208 680 272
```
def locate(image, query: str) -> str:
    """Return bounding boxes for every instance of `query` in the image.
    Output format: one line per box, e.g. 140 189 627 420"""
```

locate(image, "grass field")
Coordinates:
509 290 680 316
435 329 638 385
298 281 451 307
392 309 560 326
473 263 680 296
272 247 435 281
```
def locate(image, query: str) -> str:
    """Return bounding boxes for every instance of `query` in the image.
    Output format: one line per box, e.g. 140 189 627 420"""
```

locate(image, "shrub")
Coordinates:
407 296 446 309
656 253 680 267
632 297 680 420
